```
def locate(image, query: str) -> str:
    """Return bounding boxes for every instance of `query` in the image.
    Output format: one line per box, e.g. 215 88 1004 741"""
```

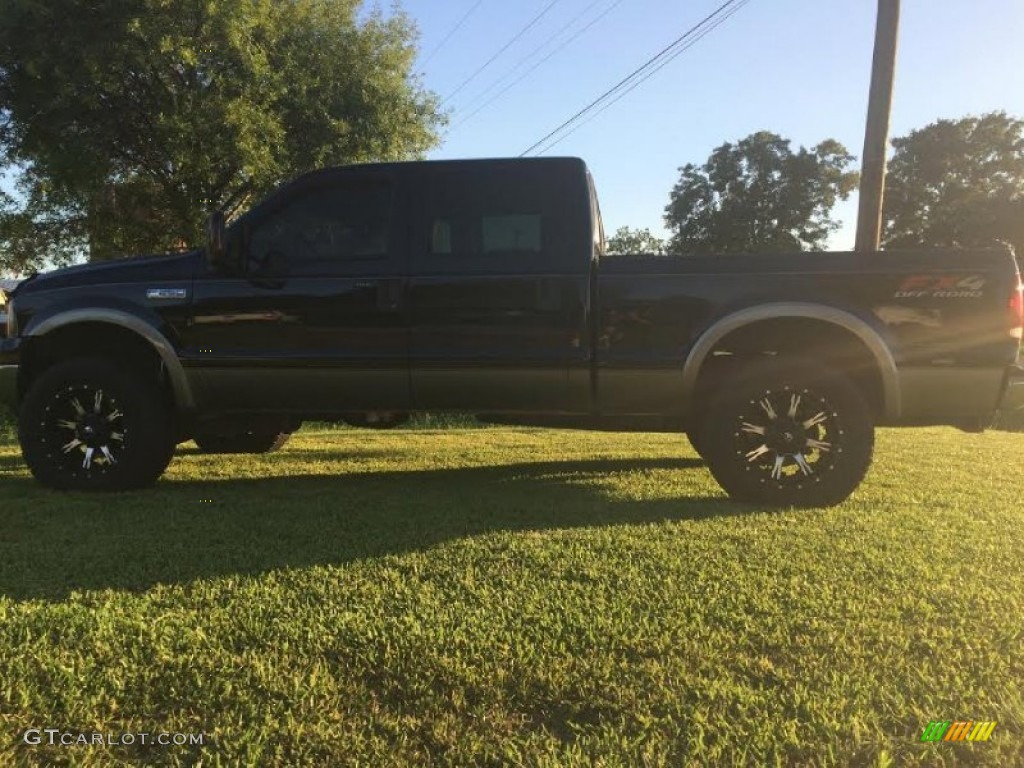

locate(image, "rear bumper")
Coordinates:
893 366 1006 427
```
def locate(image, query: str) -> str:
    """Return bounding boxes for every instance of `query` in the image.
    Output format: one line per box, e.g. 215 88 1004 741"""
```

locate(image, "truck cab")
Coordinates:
188 157 598 417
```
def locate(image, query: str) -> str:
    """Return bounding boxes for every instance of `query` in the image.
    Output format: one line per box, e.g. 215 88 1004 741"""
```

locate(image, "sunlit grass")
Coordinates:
0 426 1021 766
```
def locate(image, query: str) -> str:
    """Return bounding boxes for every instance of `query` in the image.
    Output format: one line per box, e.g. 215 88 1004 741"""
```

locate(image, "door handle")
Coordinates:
355 279 403 311
379 279 404 311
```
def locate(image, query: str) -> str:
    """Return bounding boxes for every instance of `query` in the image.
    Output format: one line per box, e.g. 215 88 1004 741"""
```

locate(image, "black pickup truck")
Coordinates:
1 157 1022 505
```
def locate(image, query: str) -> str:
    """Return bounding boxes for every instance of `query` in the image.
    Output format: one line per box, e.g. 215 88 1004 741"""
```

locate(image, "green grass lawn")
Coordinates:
0 425 1021 766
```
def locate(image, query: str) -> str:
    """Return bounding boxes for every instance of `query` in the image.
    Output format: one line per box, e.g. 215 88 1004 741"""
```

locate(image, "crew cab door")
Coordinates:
185 170 409 414
407 162 591 413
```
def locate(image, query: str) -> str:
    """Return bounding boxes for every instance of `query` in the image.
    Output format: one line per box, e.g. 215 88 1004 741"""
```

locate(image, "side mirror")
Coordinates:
205 211 228 271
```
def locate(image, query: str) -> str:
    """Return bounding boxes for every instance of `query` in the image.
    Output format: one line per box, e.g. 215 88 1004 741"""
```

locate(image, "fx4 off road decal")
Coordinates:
894 275 986 298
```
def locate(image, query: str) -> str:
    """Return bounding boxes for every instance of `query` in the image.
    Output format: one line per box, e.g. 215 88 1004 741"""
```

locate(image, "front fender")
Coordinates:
23 306 195 411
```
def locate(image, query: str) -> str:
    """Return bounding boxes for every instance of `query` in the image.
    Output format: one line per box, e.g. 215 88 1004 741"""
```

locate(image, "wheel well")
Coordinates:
22 323 173 407
692 318 886 419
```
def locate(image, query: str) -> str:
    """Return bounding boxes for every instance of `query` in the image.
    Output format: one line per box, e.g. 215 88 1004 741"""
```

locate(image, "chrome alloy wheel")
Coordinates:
40 385 127 477
734 385 843 488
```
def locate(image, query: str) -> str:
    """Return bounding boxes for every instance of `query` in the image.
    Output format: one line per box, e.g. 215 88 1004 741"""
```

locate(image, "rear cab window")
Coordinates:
411 159 591 275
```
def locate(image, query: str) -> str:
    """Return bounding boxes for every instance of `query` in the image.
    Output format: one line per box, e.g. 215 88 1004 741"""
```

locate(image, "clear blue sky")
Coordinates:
3 0 1021 268
408 0 1024 248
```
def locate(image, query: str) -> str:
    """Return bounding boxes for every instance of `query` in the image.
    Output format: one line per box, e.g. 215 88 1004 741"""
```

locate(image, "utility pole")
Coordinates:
855 0 901 253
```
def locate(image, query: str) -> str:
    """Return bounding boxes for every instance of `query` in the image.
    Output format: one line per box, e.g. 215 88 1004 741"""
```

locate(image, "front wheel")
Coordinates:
699 359 874 508
18 357 176 491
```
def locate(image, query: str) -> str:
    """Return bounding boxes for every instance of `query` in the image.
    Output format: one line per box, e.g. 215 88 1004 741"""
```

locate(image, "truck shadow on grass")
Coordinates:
0 456 764 602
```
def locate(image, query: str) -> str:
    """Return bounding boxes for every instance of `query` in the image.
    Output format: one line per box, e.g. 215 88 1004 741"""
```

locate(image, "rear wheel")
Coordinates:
18 357 176 491
699 359 874 507
686 424 708 458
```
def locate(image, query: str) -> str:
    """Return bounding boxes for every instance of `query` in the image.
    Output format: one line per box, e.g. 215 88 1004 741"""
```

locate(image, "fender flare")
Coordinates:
25 308 195 411
680 302 901 419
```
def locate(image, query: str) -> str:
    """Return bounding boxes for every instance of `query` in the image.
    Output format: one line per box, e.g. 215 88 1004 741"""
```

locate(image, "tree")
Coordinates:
606 226 666 255
663 131 858 255
883 112 1024 262
0 0 444 272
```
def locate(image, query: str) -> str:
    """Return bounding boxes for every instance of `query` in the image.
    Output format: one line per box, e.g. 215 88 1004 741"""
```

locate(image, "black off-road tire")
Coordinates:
686 424 708 458
193 430 292 454
688 355 743 460
699 358 874 508
18 357 176 491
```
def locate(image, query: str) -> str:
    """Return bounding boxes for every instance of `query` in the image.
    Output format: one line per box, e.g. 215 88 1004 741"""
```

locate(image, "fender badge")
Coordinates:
146 288 189 300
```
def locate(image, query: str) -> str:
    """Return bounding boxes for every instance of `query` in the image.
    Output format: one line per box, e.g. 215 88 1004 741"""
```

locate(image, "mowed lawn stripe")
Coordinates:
0 426 1021 766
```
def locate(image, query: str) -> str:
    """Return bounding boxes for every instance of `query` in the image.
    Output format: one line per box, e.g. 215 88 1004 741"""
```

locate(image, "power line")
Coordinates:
453 0 628 130
442 0 567 106
533 0 753 154
520 0 753 156
521 0 747 155
421 0 487 67
456 0 608 116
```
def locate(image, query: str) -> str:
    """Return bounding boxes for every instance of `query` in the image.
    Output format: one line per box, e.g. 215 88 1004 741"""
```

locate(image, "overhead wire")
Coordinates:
532 0 753 154
442 0 567 106
520 0 746 155
455 0 609 116
519 0 753 156
421 0 487 67
452 0 629 130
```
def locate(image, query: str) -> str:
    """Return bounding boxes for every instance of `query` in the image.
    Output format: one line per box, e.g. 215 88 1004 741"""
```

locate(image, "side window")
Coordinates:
428 214 543 257
431 220 453 255
249 181 391 273
482 215 541 254
416 164 587 274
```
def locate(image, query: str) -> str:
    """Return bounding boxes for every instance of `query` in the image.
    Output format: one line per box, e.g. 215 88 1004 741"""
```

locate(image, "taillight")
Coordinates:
1011 280 1023 340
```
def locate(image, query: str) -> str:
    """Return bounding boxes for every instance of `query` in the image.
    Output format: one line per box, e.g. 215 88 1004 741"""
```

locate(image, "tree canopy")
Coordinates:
605 226 666 255
883 112 1024 262
0 0 444 272
663 131 858 256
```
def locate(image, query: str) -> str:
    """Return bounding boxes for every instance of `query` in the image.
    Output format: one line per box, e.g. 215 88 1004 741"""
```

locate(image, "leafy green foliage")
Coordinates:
0 0 444 271
663 131 858 255
883 112 1024 263
605 226 666 255
1 426 1022 764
